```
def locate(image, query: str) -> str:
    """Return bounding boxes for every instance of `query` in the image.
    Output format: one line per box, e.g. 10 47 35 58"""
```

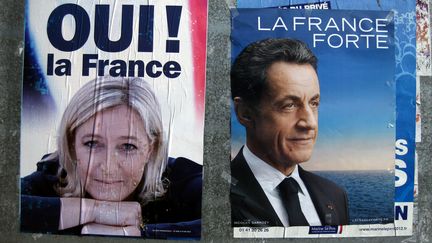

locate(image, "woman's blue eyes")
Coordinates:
83 141 138 152
84 141 98 148
121 143 138 151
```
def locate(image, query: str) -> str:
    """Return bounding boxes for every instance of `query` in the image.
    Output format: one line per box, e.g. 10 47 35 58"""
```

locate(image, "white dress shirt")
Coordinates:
243 145 322 226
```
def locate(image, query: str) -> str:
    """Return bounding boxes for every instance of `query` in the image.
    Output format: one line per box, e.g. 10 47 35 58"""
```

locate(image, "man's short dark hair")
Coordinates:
231 38 318 106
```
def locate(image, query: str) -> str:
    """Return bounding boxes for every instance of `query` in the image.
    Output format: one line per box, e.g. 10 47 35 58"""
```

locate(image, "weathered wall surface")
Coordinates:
0 0 430 242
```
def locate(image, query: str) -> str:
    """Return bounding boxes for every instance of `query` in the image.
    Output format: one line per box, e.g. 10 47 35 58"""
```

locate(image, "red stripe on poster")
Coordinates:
189 0 207 121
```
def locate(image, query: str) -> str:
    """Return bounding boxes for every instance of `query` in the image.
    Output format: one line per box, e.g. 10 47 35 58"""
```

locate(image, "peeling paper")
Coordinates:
416 0 432 76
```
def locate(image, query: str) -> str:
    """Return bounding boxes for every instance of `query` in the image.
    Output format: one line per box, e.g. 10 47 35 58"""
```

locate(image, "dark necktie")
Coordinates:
278 177 309 226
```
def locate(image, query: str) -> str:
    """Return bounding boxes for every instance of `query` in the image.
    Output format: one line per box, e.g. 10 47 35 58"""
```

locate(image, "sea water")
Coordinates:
315 170 394 225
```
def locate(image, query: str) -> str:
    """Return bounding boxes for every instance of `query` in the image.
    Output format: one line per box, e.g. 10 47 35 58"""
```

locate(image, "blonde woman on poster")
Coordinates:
21 77 202 239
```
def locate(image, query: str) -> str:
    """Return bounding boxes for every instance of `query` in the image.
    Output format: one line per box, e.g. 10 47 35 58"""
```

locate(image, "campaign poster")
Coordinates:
20 0 207 239
230 8 407 238
233 0 417 238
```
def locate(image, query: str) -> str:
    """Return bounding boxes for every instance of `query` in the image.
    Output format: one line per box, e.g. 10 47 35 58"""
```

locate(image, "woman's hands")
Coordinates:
81 223 141 236
59 198 142 236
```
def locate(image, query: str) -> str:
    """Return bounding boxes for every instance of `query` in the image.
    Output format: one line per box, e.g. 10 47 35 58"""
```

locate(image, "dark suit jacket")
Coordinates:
230 149 349 227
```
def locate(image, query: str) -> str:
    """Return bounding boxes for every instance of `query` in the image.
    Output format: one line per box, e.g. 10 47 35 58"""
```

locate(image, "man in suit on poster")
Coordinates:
230 38 349 227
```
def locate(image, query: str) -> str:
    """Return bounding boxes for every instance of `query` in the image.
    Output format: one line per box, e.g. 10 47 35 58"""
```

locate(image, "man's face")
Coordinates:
247 61 320 175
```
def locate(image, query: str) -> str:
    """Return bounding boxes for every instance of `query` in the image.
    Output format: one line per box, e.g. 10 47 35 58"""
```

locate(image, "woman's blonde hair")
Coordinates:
54 76 167 204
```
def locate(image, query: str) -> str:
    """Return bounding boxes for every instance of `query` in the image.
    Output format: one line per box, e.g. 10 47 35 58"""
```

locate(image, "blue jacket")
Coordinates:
21 155 202 239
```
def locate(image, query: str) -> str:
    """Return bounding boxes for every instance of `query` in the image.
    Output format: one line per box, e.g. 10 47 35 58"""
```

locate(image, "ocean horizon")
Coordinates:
314 170 394 225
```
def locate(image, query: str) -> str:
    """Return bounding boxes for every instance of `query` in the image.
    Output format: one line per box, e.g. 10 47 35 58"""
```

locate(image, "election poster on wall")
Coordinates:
231 6 414 237
235 0 417 224
20 0 207 239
